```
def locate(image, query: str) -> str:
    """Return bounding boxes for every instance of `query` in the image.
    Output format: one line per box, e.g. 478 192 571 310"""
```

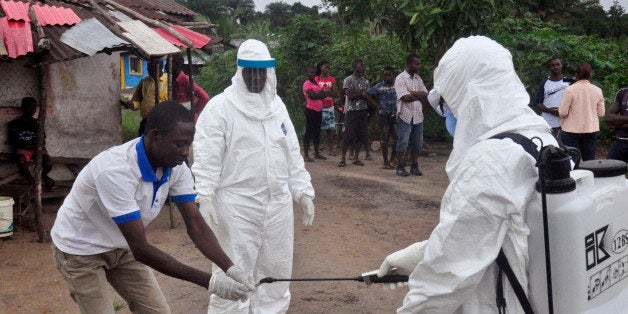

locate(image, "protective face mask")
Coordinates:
428 90 456 137
445 110 457 137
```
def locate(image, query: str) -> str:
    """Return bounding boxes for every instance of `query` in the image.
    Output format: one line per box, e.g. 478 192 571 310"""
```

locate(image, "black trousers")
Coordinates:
303 107 322 154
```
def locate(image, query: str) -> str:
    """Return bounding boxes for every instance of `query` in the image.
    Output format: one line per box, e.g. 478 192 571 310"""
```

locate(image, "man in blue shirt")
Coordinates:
368 67 398 169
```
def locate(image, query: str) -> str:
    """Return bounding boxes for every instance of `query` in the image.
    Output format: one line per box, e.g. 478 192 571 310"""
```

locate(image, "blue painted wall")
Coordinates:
121 53 148 89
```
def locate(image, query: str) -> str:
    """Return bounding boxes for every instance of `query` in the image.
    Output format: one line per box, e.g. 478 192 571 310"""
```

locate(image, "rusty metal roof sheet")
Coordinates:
60 17 128 55
0 17 33 58
113 0 196 17
33 3 81 26
141 0 196 16
0 0 30 22
153 25 209 49
117 19 180 56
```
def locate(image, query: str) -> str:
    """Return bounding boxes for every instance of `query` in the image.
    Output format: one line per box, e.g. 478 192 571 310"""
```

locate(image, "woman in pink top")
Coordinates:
558 62 605 160
303 67 328 162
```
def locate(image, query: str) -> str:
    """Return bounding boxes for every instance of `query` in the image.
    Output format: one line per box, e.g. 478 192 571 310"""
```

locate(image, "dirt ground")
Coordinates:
0 141 453 313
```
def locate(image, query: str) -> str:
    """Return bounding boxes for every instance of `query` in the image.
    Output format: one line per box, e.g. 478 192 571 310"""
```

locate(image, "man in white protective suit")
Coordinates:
192 39 315 313
377 36 557 313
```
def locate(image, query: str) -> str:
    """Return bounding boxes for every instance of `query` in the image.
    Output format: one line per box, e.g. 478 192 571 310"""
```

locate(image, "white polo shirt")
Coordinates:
51 137 196 255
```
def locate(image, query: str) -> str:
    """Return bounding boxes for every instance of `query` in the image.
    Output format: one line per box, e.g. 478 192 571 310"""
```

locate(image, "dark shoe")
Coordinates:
304 156 314 162
396 168 409 177
338 160 347 167
314 154 327 160
352 159 364 166
410 165 423 176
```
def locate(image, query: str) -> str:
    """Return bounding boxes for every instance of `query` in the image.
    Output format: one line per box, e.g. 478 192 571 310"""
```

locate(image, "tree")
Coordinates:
322 0 505 56
265 2 293 30
607 1 628 38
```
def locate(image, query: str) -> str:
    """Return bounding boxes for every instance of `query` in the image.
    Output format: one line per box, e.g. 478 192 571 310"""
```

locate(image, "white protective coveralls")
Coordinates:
380 36 558 313
192 39 315 313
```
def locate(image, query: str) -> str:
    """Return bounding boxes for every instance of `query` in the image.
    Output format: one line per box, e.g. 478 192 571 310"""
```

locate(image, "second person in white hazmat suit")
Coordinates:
377 36 557 313
192 39 315 313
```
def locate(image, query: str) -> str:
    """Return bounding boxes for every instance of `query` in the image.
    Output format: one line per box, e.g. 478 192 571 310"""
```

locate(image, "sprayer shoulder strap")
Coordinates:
490 132 536 314
490 132 539 159
496 249 535 313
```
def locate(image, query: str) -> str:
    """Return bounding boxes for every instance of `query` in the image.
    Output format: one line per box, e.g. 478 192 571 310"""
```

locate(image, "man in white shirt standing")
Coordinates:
533 57 574 137
51 102 254 314
394 54 429 177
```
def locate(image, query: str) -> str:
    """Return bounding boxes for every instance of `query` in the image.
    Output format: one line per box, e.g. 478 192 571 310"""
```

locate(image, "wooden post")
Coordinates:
34 64 48 242
167 55 173 100
153 58 160 107
187 48 195 117
169 199 176 229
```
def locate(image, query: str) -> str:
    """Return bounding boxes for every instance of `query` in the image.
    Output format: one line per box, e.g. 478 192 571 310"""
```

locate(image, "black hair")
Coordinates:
406 54 420 64
575 62 592 80
169 54 184 74
21 97 36 110
352 59 364 68
145 101 195 135
316 60 330 76
383 66 395 73
547 57 561 67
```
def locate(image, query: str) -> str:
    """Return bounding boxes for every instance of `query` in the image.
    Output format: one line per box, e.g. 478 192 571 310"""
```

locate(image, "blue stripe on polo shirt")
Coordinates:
171 194 196 203
112 210 141 224
136 137 173 205
135 136 172 183
237 59 276 68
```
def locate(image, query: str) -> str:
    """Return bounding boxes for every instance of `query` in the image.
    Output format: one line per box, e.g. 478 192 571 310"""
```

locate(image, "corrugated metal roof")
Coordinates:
117 19 180 56
1 0 30 22
109 10 133 22
142 0 197 16
153 25 209 49
113 0 196 17
60 17 128 55
33 3 81 26
0 17 33 58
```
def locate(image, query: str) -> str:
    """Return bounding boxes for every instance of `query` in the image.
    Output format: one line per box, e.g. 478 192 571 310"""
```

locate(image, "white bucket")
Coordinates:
0 196 15 237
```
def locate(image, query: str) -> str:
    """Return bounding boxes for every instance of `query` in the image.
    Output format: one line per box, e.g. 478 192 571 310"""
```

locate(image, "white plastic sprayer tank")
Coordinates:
528 159 628 313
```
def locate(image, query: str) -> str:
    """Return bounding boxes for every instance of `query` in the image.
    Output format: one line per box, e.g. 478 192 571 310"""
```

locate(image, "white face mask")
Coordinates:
428 90 457 137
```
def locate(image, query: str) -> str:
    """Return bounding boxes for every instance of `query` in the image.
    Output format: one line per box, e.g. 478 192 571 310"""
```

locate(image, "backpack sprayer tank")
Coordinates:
528 155 628 313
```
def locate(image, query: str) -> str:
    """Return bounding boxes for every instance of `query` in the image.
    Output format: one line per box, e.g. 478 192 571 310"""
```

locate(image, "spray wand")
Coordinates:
257 270 408 287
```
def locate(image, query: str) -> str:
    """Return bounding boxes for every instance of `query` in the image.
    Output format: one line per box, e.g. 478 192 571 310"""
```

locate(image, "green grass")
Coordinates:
122 109 141 142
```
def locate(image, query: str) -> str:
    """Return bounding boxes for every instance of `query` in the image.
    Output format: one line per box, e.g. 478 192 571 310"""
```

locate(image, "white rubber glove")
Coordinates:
198 200 218 226
377 241 427 277
208 272 252 302
298 195 315 226
226 265 256 291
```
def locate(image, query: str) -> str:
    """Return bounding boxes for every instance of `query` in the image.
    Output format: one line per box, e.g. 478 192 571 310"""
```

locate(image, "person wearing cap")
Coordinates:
192 39 315 313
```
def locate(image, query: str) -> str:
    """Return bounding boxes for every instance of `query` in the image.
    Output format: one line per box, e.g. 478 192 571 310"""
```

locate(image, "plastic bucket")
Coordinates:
0 196 15 237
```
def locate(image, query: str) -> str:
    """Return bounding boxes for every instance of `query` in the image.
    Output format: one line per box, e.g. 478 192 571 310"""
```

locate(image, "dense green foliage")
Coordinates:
192 0 626 143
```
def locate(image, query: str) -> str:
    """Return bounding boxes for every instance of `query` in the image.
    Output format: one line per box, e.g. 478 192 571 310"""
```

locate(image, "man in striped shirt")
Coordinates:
394 54 429 177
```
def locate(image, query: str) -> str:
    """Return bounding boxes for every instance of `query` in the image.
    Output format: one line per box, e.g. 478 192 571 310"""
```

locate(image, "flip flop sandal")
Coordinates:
381 164 395 170
338 160 347 167
352 160 365 166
